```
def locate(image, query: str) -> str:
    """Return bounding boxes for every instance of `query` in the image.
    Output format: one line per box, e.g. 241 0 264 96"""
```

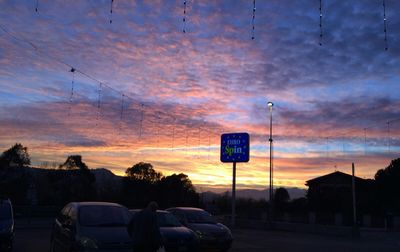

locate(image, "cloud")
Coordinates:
0 0 399 190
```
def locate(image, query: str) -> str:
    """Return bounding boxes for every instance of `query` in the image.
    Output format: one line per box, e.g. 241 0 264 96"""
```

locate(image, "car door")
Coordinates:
53 205 77 252
52 205 70 252
60 206 77 252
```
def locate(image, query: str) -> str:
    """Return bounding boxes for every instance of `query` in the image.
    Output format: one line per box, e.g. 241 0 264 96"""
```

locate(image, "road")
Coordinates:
11 227 400 252
231 229 400 252
12 228 51 252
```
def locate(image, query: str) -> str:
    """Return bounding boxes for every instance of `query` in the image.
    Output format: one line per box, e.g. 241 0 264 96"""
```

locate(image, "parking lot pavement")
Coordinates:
12 227 400 252
230 228 400 252
13 228 51 252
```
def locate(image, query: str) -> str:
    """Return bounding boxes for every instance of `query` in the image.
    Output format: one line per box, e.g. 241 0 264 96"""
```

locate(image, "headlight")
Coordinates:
78 236 98 249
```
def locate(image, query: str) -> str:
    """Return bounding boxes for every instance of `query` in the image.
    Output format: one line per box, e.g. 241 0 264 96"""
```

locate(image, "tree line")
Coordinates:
0 143 199 209
1 143 399 220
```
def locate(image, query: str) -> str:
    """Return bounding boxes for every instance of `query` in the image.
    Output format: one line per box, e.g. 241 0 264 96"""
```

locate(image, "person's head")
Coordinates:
146 201 158 212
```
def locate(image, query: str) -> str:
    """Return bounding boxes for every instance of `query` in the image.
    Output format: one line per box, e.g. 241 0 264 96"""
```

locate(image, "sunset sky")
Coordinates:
0 0 399 192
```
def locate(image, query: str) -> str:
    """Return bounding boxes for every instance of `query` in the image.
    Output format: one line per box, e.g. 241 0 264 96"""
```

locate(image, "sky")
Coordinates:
0 0 399 192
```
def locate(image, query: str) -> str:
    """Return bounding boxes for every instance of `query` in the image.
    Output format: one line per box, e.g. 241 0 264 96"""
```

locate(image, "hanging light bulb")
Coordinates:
183 0 187 33
383 0 388 50
319 0 323 46
252 0 256 40
110 0 114 24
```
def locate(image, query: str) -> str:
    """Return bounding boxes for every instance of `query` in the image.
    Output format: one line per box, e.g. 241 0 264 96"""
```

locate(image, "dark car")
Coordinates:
166 207 233 252
50 202 132 252
0 198 14 252
129 209 199 252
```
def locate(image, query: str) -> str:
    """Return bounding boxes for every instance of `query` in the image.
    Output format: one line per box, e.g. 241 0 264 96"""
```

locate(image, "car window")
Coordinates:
58 205 71 223
157 212 182 227
79 205 131 227
0 202 12 220
185 210 216 224
69 206 77 223
169 210 186 223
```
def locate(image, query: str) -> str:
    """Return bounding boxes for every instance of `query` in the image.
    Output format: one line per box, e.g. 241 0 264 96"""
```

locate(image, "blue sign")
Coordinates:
220 133 250 163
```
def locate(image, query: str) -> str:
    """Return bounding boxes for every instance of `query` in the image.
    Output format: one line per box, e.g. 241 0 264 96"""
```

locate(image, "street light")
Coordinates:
267 101 274 223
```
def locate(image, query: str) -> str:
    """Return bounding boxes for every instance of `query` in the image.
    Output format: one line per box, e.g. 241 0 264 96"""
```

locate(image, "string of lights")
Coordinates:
139 103 144 140
119 93 125 135
0 24 216 151
110 0 114 24
335 118 400 142
183 0 187 33
198 125 201 158
251 0 256 40
383 0 388 50
319 0 323 46
156 112 160 148
67 68 76 117
172 117 176 151
319 117 400 160
95 83 102 127
208 129 211 160
387 121 390 152
364 128 367 154
185 127 189 155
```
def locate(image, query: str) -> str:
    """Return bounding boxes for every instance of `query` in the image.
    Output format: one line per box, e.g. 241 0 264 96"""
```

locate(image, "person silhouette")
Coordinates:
127 201 163 252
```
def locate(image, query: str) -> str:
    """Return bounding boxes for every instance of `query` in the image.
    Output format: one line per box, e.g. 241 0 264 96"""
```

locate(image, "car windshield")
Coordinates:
157 212 182 227
185 210 216 224
0 203 12 220
79 205 130 227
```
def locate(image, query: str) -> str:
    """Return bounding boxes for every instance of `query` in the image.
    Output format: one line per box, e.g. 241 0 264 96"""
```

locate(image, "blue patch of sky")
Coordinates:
293 76 400 105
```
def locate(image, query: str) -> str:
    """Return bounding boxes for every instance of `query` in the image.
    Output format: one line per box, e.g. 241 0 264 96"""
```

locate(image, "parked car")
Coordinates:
50 202 132 252
166 207 232 252
0 198 14 251
129 209 200 252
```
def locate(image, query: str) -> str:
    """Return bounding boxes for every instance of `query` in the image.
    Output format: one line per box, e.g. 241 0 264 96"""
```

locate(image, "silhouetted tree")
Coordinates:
59 155 88 170
274 187 290 217
274 187 290 204
125 162 162 183
288 197 308 213
0 143 31 168
157 173 199 208
375 157 400 212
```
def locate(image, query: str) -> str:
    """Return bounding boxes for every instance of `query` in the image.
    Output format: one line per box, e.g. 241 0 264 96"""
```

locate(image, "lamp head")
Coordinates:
267 101 274 108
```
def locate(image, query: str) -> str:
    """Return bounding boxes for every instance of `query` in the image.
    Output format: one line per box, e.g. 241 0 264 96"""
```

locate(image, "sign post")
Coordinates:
232 162 236 228
220 132 250 228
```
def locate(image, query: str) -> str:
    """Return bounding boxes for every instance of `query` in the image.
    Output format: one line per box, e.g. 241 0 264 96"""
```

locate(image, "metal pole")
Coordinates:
268 102 273 223
232 162 236 228
352 163 357 224
351 162 359 237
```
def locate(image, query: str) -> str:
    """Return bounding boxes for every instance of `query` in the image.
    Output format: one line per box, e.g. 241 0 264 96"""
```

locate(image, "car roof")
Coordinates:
129 209 170 214
69 202 124 208
166 207 205 212
0 198 11 204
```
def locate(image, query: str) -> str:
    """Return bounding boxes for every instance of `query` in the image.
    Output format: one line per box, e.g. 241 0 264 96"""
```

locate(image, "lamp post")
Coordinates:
267 101 274 223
